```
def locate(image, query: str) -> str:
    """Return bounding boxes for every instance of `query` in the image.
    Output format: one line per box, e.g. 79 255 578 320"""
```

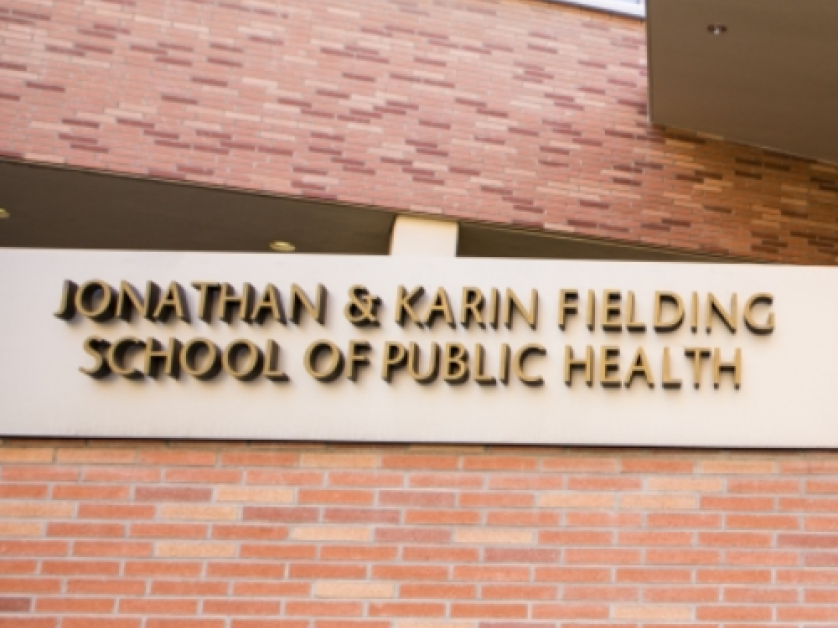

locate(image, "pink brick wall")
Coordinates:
1 440 837 626
1 0 837 263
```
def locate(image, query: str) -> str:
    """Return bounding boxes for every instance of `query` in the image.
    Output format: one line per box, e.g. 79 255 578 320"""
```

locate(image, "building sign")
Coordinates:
0 249 835 447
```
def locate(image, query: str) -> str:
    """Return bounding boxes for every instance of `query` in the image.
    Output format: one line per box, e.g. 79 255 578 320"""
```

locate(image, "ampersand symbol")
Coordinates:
345 285 381 326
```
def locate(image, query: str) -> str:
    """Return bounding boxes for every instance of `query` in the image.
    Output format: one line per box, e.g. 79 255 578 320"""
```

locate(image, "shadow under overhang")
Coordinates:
0 160 739 263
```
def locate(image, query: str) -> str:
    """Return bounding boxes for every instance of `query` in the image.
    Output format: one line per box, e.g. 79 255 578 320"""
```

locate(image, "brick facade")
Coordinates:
1 441 837 627
1 0 837 263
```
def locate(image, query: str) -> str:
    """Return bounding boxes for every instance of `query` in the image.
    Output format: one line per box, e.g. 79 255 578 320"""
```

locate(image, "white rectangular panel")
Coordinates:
0 249 834 448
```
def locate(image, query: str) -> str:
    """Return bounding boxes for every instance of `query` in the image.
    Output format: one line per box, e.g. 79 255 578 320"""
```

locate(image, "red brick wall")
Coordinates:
1 440 837 627
1 0 838 263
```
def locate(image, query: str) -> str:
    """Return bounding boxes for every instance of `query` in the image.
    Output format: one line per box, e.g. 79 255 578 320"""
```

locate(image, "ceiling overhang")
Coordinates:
647 0 838 164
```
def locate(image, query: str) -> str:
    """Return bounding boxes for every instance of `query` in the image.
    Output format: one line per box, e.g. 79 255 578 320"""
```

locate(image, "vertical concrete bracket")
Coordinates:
389 215 459 257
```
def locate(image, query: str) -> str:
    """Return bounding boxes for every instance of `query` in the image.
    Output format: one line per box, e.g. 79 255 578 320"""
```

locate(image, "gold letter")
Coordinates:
654 292 684 332
181 338 222 381
251 285 286 325
76 280 116 322
625 291 646 333
107 336 145 379
218 283 254 324
662 347 681 389
154 282 190 323
558 289 578 331
564 345 593 387
713 348 742 389
381 342 407 382
601 290 622 332
303 340 343 382
473 344 496 386
407 342 440 384
116 281 158 322
599 346 621 388
744 293 774 335
192 282 220 323
291 284 327 325
395 286 424 327
461 288 484 328
706 293 737 334
684 347 712 389
504 289 537 330
514 344 546 387
80 336 111 379
442 343 469 384
55 280 78 320
263 340 289 382
624 347 654 388
223 340 263 381
345 341 372 382
144 338 180 379
424 288 455 329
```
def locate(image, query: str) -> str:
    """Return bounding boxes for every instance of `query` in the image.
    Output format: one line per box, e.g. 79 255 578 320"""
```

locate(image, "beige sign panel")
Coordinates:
0 249 834 447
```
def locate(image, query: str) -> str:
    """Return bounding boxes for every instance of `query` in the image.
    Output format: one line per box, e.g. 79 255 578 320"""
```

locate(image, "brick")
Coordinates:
244 506 319 522
484 584 557 600
135 487 212 502
321 545 398 561
541 458 618 473
42 561 119 576
124 562 202 577
83 467 161 483
369 602 447 617
697 569 771 584
220 452 298 466
613 606 691 620
539 493 614 508
286 601 363 616
380 490 456 507
451 603 527 618
375 565 450 580
315 581 396 598
0 541 68 556
0 522 42 537
216 487 295 503
325 508 400 524
301 454 377 468
290 563 366 579
487 474 564 490
536 567 611 583
453 566 530 582
152 581 228 596
489 511 560 527
165 469 241 483
642 587 718 603
74 541 151 557
300 489 374 505
36 597 115 613
202 599 280 615
646 513 721 528
48 523 124 538
160 505 239 521
0 502 74 518
206 563 285 579
53 485 129 500
293 526 371 541
119 599 197 614
0 484 48 499
68 578 146 595
63 620 141 628
617 568 693 583
532 603 610 619
79 504 155 520
406 510 480 525
645 477 723 492
454 529 532 544
381 455 458 470
56 449 135 464
400 584 476 599
139 451 216 466
696 606 772 621
333 472 404 487
211 524 288 541
0 448 53 463
621 495 696 510
565 549 640 565
647 549 719 565
699 460 775 474
403 547 478 562
155 542 236 558
698 531 773 547
461 456 537 471
1 466 77 482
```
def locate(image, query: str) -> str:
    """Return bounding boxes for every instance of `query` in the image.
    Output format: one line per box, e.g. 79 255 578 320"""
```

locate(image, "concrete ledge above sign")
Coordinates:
0 249 835 448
